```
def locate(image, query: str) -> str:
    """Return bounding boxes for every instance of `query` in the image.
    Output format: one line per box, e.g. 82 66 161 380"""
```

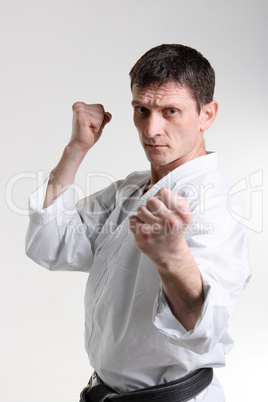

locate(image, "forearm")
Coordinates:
155 242 204 331
43 141 88 209
43 102 112 209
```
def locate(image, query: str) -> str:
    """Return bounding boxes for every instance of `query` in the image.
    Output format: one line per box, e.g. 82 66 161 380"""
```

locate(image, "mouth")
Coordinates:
145 143 167 149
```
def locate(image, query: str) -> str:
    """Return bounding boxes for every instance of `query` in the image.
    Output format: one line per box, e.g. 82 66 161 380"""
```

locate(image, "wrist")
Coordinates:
154 237 192 273
65 140 90 157
47 141 88 188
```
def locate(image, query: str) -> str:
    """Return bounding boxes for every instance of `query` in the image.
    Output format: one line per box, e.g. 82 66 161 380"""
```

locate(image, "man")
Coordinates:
26 44 250 401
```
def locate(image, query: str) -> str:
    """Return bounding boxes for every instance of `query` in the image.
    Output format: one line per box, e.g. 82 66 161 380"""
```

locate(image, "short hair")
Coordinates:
129 44 215 113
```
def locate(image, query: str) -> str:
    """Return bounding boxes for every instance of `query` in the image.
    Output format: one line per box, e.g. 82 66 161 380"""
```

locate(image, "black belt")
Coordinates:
79 368 213 402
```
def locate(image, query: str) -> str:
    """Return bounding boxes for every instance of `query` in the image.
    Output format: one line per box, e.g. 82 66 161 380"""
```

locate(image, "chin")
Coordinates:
144 151 175 167
146 156 169 166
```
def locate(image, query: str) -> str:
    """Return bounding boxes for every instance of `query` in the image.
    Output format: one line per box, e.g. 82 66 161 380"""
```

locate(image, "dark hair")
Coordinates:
129 44 215 113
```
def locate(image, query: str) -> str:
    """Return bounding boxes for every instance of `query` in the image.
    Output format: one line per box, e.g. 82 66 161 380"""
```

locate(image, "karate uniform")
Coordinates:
26 152 251 401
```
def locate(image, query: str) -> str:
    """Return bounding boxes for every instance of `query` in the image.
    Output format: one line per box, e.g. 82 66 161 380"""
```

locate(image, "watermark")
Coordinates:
5 169 264 233
65 216 214 238
5 170 214 217
227 170 263 233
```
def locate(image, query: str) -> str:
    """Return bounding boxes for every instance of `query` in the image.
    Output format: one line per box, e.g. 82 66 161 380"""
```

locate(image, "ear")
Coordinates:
200 101 218 131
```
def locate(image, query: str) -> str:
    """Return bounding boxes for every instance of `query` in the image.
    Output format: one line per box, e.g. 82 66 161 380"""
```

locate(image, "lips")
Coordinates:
145 143 167 148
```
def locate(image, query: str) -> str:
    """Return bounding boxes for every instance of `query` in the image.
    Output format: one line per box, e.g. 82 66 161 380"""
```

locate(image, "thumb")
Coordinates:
94 111 112 134
102 111 112 128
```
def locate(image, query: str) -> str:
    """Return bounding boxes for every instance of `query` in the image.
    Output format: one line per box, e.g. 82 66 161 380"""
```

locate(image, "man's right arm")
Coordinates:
43 102 112 208
25 102 112 272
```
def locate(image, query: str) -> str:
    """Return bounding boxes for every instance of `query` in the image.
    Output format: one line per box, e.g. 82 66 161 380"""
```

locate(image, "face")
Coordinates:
132 81 211 173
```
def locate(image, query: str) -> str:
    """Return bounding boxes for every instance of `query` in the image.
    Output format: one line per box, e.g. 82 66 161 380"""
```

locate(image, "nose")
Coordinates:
143 113 163 138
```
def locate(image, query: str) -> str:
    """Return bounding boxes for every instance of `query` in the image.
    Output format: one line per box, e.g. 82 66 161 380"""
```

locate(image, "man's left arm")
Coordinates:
129 187 204 331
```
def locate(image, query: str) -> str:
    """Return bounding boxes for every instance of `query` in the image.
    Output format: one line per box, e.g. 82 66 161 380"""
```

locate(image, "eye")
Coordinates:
165 108 178 116
135 106 149 115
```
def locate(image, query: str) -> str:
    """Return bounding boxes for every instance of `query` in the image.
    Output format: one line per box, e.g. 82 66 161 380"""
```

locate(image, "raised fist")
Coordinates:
71 102 112 151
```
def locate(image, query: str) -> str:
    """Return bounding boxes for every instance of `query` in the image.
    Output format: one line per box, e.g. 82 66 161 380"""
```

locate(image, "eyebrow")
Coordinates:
131 100 183 110
131 100 142 106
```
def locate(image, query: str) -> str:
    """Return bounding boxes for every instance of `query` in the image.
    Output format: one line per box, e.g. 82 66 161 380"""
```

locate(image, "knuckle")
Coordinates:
179 195 188 204
158 187 167 197
178 198 191 213
146 196 158 207
145 198 153 208
92 104 105 115
137 205 144 213
183 212 193 224
72 102 105 117
95 103 105 111
72 101 84 110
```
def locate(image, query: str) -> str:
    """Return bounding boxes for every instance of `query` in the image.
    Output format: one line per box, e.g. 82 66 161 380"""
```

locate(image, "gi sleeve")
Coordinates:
153 186 251 355
25 175 121 272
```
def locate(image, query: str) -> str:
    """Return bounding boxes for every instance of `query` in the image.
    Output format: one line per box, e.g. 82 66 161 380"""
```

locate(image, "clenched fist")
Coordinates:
71 102 112 151
129 188 192 270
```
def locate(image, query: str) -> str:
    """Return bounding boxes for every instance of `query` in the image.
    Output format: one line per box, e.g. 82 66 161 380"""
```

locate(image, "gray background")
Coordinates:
1 0 267 401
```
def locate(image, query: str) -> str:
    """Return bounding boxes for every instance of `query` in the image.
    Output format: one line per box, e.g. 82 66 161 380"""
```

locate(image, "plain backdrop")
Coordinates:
1 1 267 401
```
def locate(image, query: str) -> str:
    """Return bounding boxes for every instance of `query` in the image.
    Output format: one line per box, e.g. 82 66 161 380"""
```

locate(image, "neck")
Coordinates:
150 137 206 186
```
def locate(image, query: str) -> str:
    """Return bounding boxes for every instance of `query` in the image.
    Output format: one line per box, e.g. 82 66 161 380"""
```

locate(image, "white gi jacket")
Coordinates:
26 153 251 401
